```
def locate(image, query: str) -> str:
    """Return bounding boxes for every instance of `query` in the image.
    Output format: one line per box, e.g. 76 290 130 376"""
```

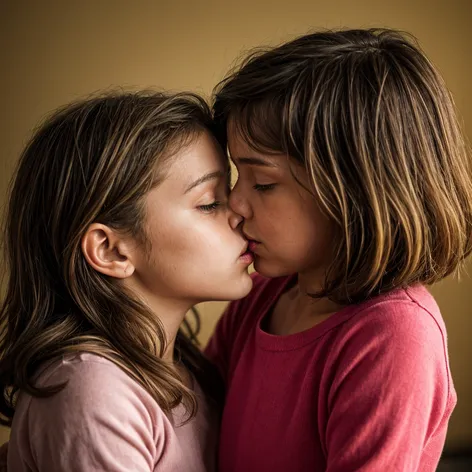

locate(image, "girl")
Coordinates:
206 29 472 471
0 91 254 471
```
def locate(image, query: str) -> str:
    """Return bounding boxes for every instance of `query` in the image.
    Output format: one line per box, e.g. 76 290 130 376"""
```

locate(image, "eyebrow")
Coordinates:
233 156 278 167
184 170 225 194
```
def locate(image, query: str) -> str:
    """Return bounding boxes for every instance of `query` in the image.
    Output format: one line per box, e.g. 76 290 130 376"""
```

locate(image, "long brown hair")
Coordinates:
0 91 222 426
213 28 472 303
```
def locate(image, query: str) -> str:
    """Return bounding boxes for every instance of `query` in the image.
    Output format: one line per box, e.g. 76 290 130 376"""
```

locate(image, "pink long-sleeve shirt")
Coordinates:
8 353 218 471
205 273 457 472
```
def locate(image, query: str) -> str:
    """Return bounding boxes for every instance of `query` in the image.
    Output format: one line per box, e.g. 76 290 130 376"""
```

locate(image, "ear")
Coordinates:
81 223 135 279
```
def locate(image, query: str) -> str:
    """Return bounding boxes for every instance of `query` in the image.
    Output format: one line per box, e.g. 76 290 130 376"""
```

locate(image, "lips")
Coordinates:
238 242 254 265
247 240 259 252
243 231 260 252
239 243 249 257
243 230 260 244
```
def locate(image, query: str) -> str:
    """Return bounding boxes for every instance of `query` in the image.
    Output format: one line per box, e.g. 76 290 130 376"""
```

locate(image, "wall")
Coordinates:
1 0 470 448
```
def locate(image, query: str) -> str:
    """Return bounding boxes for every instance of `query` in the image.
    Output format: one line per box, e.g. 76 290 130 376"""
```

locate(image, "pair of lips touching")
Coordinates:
239 233 260 259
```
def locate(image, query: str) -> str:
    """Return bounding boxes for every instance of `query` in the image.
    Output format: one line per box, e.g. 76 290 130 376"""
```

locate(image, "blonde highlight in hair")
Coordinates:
213 29 472 303
0 91 222 426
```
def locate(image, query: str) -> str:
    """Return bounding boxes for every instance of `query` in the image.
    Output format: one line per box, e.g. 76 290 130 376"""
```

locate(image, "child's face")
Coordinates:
228 126 334 282
132 130 253 304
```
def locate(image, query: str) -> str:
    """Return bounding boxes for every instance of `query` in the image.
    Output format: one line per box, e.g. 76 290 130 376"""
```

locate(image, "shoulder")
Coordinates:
36 353 154 405
330 285 453 397
24 353 167 447
340 285 446 344
320 287 455 470
11 353 173 469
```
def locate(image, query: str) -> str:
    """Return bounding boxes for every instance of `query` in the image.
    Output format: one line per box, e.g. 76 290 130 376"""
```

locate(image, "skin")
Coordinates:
227 125 342 335
82 130 254 360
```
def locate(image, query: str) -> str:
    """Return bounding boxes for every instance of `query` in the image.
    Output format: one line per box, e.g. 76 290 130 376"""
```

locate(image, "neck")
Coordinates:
124 279 194 362
295 269 343 317
267 269 343 336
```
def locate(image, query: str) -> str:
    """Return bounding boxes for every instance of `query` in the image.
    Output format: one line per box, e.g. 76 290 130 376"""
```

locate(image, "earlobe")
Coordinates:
81 223 135 279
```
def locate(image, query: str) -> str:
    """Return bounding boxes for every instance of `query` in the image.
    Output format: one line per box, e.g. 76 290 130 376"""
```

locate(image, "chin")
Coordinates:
253 257 293 279
220 273 254 301
235 274 254 299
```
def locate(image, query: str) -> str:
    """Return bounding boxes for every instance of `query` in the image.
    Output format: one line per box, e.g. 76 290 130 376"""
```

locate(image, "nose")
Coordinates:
228 207 243 230
229 182 253 221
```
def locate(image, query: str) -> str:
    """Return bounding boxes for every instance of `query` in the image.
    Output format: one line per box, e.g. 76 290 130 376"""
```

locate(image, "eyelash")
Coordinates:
253 183 276 192
198 201 222 213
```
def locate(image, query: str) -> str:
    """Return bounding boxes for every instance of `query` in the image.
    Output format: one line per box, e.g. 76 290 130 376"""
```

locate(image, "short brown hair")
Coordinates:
213 29 472 303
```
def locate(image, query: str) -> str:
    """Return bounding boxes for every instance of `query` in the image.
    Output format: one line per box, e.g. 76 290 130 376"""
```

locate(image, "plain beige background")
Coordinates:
0 0 471 449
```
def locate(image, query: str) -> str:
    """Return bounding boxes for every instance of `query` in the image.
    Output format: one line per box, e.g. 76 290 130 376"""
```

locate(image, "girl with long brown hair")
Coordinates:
0 91 254 471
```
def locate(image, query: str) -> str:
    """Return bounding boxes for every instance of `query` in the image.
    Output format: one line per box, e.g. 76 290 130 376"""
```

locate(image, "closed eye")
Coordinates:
254 183 276 192
198 201 222 213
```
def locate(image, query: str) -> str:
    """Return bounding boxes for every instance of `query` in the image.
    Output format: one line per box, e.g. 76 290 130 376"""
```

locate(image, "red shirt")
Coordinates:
206 273 456 472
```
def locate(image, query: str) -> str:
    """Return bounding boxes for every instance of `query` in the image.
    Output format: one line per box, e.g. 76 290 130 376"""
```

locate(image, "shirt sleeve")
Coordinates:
25 359 166 472
324 301 454 471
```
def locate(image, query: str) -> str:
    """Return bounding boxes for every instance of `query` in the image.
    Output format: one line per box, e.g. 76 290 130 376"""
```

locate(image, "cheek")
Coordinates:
253 195 302 234
271 199 332 250
296 207 334 258
194 219 239 256
154 213 236 262
144 209 197 261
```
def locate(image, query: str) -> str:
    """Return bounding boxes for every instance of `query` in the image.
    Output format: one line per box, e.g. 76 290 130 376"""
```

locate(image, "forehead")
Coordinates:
167 130 227 174
227 126 284 169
